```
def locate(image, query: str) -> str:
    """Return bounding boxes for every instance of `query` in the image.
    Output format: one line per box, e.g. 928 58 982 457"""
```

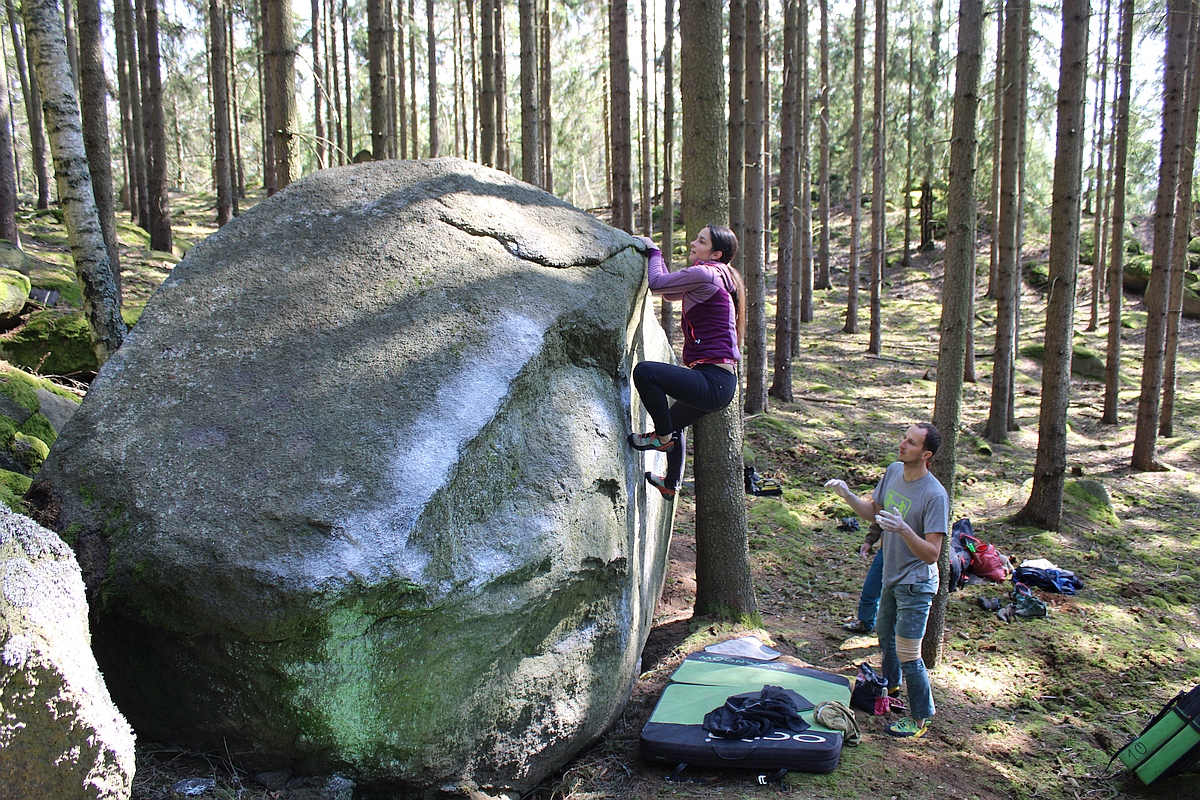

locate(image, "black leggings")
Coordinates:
632 361 738 488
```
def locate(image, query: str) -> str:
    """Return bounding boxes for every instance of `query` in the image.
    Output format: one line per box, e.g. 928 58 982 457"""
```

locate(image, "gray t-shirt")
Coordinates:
874 462 949 588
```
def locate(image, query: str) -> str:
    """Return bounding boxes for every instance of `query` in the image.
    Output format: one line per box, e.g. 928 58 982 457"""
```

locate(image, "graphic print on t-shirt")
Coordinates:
882 489 912 517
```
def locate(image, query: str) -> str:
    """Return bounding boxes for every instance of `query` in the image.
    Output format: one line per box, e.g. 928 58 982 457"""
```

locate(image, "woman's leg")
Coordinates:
632 361 706 436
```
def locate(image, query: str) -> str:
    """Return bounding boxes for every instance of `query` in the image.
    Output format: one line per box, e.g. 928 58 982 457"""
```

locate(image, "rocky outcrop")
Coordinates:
32 158 675 795
0 506 136 799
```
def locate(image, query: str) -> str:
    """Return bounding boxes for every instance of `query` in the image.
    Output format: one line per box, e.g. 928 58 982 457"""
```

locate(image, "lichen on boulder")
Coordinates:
0 505 136 799
32 158 675 795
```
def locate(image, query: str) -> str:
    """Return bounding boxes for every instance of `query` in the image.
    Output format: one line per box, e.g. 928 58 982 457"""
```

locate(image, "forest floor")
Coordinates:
18 192 1199 800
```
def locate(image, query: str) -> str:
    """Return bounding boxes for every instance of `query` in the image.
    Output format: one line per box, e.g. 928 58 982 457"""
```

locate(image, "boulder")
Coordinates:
0 267 31 323
31 159 675 795
0 506 136 799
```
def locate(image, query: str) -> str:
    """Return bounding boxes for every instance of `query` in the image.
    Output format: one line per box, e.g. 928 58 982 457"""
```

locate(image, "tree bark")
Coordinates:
919 0 943 251
1131 0 1190 471
112 0 137 223
258 0 276 191
7 0 51 209
609 0 632 230
1016 0 1089 530
342 0 353 156
1087 0 1112 331
494 0 508 170
23 0 127 361
844 0 864 334
927 0 982 669
770 0 797 404
639 0 650 231
742 0 767 414
986 0 1004 298
369 0 388 159
519 0 540 183
479 0 495 166
0 26 17 245
816 0 831 290
986 0 1025 444
1102 0 1134 425
396 0 406 158
386 0 397 159
659 0 675 344
210 0 233 224
312 0 327 166
140 0 172 250
539 0 551 187
77 0 120 291
867 0 886 355
426 0 438 156
681 0 755 621
1160 7 1200 439
269 0 296 187
794 0 813 330
728 0 745 270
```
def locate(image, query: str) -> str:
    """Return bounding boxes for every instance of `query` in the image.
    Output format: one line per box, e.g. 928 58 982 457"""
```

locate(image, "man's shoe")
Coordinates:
628 431 675 452
645 472 677 499
885 717 927 738
841 619 873 634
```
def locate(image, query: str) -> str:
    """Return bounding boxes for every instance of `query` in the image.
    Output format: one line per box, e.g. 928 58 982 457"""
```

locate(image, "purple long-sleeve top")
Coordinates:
646 247 740 368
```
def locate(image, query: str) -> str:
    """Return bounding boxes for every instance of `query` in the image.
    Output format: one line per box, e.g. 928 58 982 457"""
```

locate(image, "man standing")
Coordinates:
826 423 948 739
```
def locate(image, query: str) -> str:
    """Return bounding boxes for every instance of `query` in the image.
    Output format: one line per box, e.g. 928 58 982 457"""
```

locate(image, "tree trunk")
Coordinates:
426 0 438 156
639 0 650 231
609 0 632 230
258 0 276 192
844 0 864 334
770 0 797 404
986 0 1025 444
369 0 388 159
743 0 767 414
0 26 17 245
1160 8 1200 439
728 0 745 270
1015 0 1089 529
342 0 353 156
312 0 326 166
902 22 914 267
409 0 418 157
387 0 397 159
210 0 233 224
112 0 137 223
519 0 540 183
63 0 78 89
986 0 1003 298
795 0 813 329
479 0 495 166
1102 0 1133 425
539 0 551 187
7 0 51 209
816 0 831 290
1131 0 1190 471
396 0 406 158
77 0 120 292
494 0 508 170
867 0 886 355
659 0 675 345
680 0 755 622
1087 0 1112 331
919 0 942 251
270 0 296 186
141 0 172 250
230 8 245 198
927 0 982 670
23 0 127 361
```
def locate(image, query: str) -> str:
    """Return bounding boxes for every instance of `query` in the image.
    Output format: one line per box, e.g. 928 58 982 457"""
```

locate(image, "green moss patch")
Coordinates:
0 310 98 377
10 431 48 472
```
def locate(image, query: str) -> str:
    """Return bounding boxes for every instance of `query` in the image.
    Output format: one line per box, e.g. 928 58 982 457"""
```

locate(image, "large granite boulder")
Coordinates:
31 158 675 795
0 506 136 799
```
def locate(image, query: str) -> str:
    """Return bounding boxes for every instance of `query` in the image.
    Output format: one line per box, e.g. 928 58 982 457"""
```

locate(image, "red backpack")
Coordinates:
962 534 1006 582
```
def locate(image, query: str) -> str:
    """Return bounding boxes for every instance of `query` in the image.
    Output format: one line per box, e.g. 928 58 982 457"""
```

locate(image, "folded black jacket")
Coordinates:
702 685 810 739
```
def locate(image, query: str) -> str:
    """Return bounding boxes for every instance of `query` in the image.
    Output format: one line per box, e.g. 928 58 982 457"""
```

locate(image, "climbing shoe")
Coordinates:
628 431 675 452
885 717 927 738
841 619 873 634
645 472 677 499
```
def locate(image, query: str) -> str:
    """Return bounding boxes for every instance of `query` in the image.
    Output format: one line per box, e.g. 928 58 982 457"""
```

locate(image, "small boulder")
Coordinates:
0 267 31 323
0 506 136 799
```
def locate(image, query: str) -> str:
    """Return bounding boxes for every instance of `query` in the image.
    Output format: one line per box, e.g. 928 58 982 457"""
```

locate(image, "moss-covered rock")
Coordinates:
1064 479 1119 527
0 310 98 378
0 468 30 512
0 268 30 322
18 413 57 448
10 432 48 472
0 241 38 276
1019 342 1106 381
